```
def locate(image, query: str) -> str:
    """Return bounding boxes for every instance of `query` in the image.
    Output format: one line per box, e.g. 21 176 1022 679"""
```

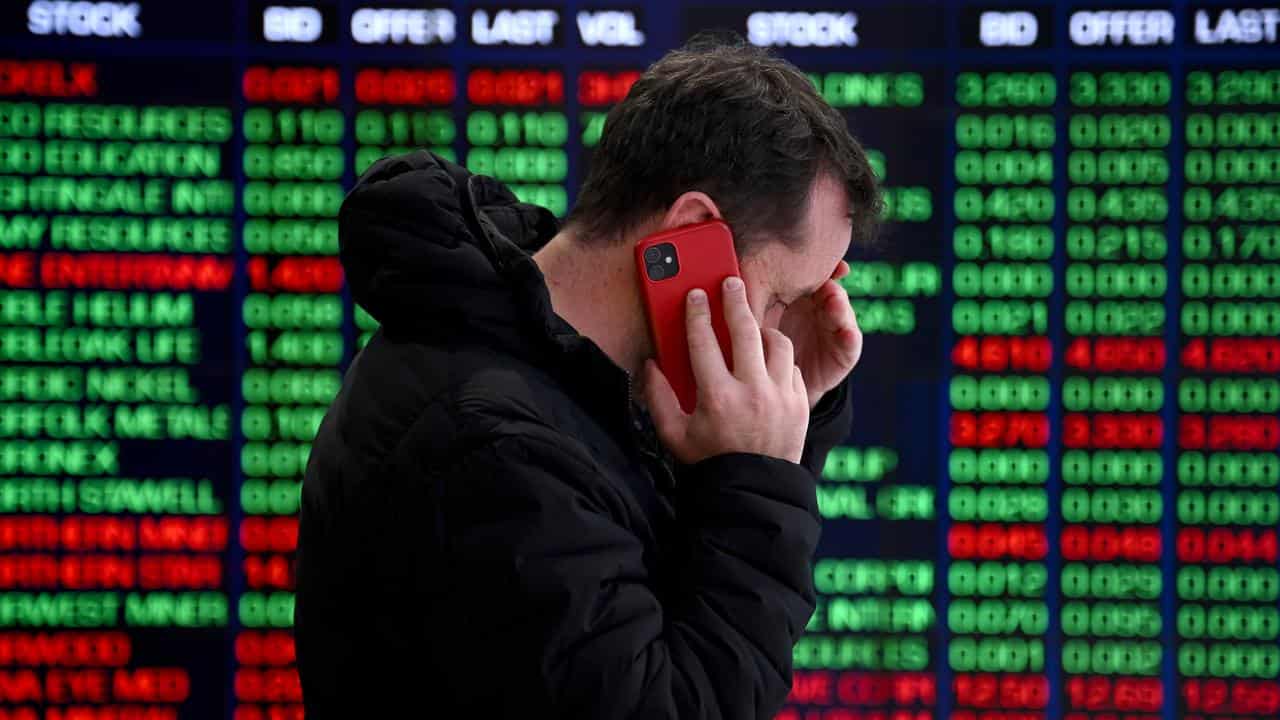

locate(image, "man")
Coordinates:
295 37 881 718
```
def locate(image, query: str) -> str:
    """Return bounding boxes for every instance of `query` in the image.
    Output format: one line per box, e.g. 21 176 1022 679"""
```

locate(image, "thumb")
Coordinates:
642 359 688 448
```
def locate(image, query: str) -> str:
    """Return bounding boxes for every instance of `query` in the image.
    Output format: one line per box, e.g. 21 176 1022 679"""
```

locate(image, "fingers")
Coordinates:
642 359 687 445
817 279 856 332
761 327 795 385
846 309 864 369
832 259 851 280
685 288 730 383
720 276 767 381
792 364 806 396
816 281 863 363
824 284 862 361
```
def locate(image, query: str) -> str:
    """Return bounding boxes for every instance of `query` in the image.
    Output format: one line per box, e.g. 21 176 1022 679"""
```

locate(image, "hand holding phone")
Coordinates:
636 222 810 465
635 220 739 413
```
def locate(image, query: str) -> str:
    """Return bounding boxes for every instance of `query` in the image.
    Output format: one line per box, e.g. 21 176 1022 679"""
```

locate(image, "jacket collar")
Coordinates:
462 173 671 480
341 150 664 468
447 160 671 456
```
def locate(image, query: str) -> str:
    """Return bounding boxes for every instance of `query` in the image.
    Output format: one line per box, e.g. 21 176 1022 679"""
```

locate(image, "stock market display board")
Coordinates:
1 1 1279 719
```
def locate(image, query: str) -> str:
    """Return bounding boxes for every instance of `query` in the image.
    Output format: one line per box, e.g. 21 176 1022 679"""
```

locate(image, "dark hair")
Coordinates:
565 34 882 254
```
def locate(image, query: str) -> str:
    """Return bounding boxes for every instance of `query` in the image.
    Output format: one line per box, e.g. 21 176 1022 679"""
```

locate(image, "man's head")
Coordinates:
564 35 882 328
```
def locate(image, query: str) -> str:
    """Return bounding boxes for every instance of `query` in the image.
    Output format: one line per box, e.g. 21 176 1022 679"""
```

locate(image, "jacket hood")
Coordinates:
338 150 634 422
339 151 560 345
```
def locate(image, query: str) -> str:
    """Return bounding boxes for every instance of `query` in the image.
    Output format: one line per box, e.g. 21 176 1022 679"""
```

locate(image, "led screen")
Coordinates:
2 2 1279 719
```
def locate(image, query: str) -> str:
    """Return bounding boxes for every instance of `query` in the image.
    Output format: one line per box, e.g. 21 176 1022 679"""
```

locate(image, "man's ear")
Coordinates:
659 191 721 230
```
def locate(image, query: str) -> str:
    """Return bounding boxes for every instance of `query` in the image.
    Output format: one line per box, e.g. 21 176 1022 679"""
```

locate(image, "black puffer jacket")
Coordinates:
294 151 853 719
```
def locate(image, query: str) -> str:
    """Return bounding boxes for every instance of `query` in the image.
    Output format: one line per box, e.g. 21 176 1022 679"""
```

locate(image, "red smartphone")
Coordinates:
635 219 741 413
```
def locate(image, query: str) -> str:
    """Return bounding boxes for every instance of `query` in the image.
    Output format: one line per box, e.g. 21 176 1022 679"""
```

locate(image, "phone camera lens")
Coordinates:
644 243 677 281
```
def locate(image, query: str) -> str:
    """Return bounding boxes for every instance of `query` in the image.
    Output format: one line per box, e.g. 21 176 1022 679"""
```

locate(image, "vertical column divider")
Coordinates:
1048 3 1070 719
1162 3 1188 720
936 2 958 716
227 1 250 718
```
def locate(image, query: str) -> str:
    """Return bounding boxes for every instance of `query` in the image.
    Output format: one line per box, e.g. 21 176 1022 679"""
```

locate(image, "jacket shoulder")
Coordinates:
325 329 601 469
